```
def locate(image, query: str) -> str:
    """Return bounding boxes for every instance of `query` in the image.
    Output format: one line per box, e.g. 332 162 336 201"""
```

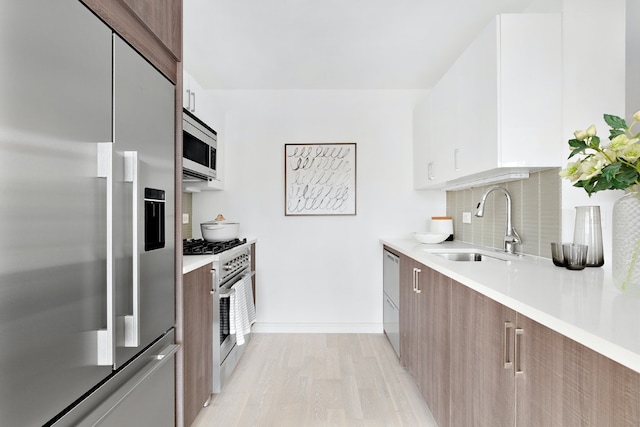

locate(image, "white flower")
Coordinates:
586 124 597 137
609 133 632 151
577 156 605 181
618 142 640 163
573 129 588 141
559 161 582 183
634 110 640 122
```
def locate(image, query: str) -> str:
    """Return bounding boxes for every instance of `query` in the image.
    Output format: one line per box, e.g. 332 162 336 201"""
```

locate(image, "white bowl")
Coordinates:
413 232 449 244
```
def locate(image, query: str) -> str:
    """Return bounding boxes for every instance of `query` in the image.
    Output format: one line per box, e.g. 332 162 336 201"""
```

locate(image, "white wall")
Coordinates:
192 90 445 332
560 0 626 274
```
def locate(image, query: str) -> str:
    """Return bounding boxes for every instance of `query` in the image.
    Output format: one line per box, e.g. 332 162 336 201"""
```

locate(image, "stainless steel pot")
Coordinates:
201 221 239 242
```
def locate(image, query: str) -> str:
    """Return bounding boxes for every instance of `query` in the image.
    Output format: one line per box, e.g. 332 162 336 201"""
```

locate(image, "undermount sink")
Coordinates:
433 252 506 262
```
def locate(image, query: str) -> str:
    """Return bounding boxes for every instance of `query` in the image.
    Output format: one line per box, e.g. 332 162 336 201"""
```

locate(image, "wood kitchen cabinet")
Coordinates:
80 0 182 83
516 314 640 426
450 280 517 426
393 245 640 426
399 254 421 377
399 255 451 427
449 278 640 426
182 264 213 427
413 13 562 189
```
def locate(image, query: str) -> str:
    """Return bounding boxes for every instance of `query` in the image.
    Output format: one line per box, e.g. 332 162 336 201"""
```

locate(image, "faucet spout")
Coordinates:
474 186 521 254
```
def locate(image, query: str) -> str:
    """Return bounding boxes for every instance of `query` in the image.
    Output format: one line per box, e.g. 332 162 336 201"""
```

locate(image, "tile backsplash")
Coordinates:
446 169 561 258
182 192 193 239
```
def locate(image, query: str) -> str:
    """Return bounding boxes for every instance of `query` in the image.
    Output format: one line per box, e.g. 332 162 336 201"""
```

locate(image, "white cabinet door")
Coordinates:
413 95 434 188
497 14 562 167
183 70 203 114
414 14 561 189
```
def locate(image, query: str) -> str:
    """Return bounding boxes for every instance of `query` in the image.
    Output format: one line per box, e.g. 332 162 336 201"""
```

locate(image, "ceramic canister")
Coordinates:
431 216 454 241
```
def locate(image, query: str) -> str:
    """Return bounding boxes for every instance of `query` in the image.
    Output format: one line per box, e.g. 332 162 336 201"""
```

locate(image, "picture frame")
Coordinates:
284 143 357 216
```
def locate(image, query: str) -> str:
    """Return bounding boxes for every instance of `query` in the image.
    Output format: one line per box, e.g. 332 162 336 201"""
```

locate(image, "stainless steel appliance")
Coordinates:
383 249 400 356
0 1 177 425
183 239 255 393
183 109 217 182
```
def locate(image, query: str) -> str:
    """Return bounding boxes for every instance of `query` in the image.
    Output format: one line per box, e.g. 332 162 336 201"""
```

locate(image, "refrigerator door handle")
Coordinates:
120 151 140 347
97 142 116 367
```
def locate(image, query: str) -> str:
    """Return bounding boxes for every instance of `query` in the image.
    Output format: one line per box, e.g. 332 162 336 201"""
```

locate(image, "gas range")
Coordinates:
183 238 247 256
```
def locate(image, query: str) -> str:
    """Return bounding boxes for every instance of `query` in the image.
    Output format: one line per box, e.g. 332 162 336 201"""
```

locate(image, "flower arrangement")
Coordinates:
559 111 640 195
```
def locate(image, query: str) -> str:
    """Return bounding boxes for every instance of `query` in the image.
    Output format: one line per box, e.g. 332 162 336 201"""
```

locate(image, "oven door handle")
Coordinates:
210 268 217 295
219 289 233 299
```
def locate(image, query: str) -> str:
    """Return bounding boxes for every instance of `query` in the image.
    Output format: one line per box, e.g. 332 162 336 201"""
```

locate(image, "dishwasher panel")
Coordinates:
383 249 400 356
383 291 400 356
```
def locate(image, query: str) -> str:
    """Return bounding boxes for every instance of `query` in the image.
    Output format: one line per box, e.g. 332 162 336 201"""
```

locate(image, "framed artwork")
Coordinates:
284 143 357 216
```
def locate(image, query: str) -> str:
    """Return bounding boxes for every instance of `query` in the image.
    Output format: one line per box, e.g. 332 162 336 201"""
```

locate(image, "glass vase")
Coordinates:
612 191 640 295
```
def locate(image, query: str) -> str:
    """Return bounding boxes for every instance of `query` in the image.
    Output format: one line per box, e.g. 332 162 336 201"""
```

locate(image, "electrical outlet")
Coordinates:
462 212 472 224
182 213 189 224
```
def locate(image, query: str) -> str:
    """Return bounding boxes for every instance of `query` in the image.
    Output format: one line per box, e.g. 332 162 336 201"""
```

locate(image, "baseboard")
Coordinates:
251 322 383 334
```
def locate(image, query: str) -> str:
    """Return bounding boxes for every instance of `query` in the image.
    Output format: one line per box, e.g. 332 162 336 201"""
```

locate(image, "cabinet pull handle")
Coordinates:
186 89 192 110
454 148 460 171
503 321 514 369
514 328 524 376
428 162 435 180
414 268 422 294
191 91 196 112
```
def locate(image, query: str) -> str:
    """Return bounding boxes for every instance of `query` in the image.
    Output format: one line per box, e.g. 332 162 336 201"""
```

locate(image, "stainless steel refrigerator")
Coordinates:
0 1 177 425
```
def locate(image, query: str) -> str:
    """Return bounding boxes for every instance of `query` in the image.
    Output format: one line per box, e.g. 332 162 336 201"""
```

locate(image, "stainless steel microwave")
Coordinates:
183 108 217 181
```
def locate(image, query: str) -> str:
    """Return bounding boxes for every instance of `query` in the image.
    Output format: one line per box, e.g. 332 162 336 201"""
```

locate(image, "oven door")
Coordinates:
218 285 235 363
218 270 254 361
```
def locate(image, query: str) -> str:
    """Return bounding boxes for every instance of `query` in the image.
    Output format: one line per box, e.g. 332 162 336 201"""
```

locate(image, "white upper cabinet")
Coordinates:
414 14 562 190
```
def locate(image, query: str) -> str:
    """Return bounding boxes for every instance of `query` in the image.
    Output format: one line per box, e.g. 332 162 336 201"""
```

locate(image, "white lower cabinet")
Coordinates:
395 251 640 426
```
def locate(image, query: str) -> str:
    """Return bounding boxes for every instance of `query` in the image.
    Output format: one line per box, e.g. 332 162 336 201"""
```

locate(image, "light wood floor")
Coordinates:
191 333 437 427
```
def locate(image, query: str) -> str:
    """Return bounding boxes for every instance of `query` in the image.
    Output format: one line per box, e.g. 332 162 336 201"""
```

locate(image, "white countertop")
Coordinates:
381 237 640 374
182 237 257 275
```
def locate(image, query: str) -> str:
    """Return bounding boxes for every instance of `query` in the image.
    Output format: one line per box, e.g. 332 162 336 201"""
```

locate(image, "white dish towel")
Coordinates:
229 273 256 346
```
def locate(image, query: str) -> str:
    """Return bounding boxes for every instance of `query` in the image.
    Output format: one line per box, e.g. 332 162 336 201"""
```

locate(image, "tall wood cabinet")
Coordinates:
182 264 213 427
395 250 640 426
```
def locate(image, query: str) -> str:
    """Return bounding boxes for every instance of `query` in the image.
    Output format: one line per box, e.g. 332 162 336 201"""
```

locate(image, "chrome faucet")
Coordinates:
475 186 521 254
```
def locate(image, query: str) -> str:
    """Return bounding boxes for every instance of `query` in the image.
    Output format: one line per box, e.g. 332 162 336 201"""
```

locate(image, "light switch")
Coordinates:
182 213 189 224
462 212 472 224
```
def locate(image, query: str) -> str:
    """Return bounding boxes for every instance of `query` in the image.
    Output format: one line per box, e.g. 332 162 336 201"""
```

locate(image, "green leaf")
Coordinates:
609 128 625 139
604 114 627 129
567 139 588 158
589 135 601 149
592 177 613 192
601 163 622 180
568 138 586 148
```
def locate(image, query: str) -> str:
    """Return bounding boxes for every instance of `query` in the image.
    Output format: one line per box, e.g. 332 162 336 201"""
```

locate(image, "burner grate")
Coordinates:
183 238 247 256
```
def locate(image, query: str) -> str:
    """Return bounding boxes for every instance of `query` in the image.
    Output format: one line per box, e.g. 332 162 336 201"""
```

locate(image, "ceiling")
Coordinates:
183 0 537 90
